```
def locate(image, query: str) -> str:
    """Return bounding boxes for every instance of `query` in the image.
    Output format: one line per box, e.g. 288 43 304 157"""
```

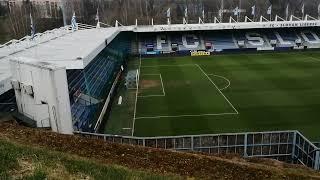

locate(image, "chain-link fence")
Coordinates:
75 130 320 170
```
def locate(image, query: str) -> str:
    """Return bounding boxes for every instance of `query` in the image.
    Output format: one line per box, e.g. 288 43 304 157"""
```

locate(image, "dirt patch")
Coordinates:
9 158 36 179
0 123 320 180
47 164 92 180
140 80 160 89
9 157 92 180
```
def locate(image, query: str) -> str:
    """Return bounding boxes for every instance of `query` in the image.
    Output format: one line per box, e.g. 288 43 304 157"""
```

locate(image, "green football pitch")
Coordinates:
104 51 320 141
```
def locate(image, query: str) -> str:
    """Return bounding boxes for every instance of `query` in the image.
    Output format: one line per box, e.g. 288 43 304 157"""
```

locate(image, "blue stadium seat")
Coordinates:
67 43 124 132
204 32 238 51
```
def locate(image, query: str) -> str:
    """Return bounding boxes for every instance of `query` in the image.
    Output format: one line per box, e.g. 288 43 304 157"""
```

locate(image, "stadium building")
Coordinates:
0 14 320 170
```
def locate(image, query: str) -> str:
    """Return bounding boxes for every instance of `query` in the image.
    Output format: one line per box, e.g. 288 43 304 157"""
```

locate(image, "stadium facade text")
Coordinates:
269 22 318 28
190 50 211 56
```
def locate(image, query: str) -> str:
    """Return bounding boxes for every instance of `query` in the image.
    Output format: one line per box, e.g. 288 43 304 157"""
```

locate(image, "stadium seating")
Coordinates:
275 30 298 47
107 32 132 54
71 102 98 131
204 31 238 51
138 28 320 54
66 46 122 132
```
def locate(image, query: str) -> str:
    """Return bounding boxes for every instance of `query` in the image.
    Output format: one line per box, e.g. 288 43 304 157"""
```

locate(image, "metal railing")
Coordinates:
75 130 320 170
293 132 320 170
0 23 98 58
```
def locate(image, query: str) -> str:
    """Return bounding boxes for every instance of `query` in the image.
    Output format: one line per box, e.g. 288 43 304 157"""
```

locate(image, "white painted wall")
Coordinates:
10 57 73 134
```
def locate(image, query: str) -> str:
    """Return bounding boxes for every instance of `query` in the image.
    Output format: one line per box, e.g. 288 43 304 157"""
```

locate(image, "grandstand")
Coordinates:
0 13 320 170
138 28 320 54
67 47 125 131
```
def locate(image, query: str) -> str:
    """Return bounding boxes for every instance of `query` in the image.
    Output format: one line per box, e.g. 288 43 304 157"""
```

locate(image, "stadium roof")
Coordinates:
0 26 119 95
128 15 320 32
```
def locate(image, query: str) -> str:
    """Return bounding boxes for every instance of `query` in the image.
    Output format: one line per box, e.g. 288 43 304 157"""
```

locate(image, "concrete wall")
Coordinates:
10 57 73 134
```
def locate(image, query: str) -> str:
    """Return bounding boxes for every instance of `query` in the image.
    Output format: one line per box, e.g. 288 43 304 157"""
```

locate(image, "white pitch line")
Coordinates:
141 74 162 76
135 112 238 120
141 64 195 68
138 94 165 98
207 74 231 91
131 55 142 136
196 64 239 114
159 73 166 96
306 56 320 62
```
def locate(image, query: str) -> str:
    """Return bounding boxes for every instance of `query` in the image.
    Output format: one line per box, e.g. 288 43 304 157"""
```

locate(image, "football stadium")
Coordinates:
0 0 320 174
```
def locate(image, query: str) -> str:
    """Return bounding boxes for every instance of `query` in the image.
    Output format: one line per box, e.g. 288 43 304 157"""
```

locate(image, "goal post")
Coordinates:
125 69 140 90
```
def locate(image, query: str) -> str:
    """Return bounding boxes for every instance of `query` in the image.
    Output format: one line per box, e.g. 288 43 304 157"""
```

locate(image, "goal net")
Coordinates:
125 69 139 90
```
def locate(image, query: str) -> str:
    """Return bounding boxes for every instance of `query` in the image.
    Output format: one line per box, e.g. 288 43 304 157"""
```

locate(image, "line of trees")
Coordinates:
67 0 320 25
0 0 63 43
1 0 320 43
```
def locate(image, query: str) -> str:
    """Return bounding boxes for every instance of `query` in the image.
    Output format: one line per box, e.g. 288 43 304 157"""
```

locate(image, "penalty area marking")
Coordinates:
137 74 166 98
134 64 239 120
207 74 231 91
135 64 239 120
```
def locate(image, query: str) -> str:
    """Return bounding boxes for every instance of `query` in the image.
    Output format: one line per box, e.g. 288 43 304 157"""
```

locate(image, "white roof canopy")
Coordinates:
0 27 119 95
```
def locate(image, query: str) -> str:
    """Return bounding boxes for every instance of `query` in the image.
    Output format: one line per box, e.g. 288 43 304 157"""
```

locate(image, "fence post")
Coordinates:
291 131 297 161
244 133 248 157
191 136 194 151
315 150 320 170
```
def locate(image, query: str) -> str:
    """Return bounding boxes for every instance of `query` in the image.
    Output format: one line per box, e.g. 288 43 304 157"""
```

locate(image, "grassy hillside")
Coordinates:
1 123 320 179
0 139 179 180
